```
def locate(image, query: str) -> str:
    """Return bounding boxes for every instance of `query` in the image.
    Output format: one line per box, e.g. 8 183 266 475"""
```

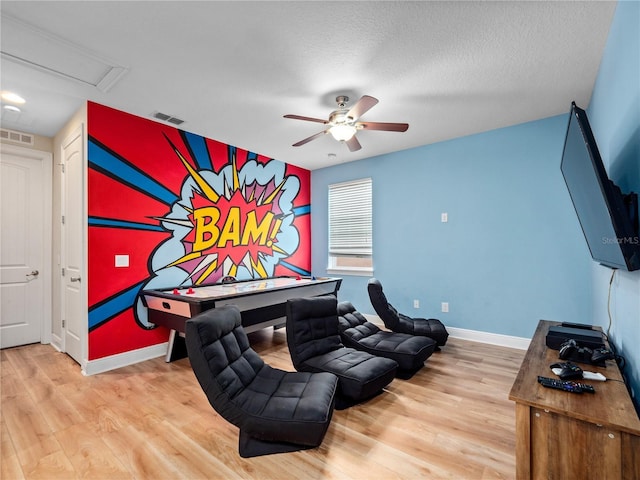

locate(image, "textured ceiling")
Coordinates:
0 1 616 170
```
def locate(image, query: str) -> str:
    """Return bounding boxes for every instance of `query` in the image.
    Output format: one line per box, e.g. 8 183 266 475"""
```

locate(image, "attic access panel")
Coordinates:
1 15 128 92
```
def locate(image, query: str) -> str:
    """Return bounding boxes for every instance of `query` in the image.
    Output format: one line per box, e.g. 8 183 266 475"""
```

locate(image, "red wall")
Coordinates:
87 102 311 360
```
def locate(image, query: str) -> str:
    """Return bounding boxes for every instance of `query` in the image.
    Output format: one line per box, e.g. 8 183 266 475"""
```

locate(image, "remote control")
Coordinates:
537 376 595 393
575 382 596 393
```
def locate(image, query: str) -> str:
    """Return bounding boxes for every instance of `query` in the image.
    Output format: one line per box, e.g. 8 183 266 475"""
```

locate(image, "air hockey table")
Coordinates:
141 276 342 361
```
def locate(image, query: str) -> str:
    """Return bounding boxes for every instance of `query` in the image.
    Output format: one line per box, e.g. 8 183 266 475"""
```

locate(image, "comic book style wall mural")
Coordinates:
87 102 311 360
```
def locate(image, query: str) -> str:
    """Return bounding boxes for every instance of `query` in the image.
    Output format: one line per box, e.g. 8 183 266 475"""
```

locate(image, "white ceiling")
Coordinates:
0 1 616 170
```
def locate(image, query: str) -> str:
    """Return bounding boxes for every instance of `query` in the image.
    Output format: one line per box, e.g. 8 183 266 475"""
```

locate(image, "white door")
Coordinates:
61 127 85 364
0 145 52 348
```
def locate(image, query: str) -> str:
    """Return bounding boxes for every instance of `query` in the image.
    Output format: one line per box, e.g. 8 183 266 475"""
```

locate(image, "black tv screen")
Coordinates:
561 102 640 271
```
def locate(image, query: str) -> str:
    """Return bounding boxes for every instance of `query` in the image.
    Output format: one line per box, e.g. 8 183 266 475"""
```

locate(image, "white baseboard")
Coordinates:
49 334 63 352
446 326 530 350
81 318 529 375
82 342 169 376
364 314 530 351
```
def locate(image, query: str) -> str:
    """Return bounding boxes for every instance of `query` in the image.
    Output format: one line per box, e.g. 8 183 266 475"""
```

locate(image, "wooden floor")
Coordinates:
1 330 525 479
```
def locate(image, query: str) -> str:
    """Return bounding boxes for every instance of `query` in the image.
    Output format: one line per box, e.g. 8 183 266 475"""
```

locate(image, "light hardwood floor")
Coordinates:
1 329 525 479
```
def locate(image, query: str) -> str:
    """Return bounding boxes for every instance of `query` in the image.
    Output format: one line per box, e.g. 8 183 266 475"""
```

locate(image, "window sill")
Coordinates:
326 267 373 277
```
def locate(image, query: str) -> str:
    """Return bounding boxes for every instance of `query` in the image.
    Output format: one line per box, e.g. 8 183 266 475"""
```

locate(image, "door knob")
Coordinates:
26 270 39 277
70 276 81 282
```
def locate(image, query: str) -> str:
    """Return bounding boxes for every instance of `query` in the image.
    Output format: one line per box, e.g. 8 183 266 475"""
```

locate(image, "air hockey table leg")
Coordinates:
165 329 188 362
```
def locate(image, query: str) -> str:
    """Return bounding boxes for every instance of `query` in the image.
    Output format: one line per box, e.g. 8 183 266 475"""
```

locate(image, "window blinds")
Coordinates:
328 178 372 255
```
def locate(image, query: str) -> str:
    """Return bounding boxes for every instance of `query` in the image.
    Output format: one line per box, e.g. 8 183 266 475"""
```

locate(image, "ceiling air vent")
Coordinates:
0 128 34 146
152 111 185 126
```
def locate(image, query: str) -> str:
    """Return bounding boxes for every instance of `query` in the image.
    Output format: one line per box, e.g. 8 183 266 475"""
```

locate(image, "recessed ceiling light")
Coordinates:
3 105 21 113
1 91 26 104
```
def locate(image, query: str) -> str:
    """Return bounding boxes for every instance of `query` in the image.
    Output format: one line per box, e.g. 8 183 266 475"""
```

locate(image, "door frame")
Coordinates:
0 142 53 345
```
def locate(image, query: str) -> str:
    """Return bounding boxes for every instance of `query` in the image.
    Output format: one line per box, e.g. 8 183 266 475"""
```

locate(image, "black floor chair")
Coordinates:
367 278 449 348
185 305 338 458
337 301 436 378
286 295 398 409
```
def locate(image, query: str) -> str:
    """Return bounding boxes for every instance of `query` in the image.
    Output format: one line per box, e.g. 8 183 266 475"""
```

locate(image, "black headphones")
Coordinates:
559 339 579 359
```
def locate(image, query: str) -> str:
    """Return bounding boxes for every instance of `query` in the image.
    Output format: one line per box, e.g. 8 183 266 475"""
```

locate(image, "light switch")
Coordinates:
115 254 129 267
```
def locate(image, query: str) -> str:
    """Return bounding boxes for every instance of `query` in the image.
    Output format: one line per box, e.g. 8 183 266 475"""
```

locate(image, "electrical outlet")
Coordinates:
115 254 129 267
413 299 419 309
441 302 449 313
441 212 448 223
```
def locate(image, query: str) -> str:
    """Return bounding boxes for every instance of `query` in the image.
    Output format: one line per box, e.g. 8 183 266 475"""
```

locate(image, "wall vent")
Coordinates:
0 128 34 146
152 111 185 126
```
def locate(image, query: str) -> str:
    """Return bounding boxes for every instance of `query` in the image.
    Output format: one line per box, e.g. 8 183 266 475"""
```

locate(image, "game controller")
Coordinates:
550 362 583 380
591 347 615 363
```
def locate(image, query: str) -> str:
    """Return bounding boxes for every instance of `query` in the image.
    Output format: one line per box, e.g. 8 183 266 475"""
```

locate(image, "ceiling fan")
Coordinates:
284 95 409 152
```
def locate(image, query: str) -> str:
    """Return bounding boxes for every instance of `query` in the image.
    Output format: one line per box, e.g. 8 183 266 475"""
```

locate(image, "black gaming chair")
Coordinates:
285 295 398 408
337 301 436 378
367 278 449 348
185 305 338 458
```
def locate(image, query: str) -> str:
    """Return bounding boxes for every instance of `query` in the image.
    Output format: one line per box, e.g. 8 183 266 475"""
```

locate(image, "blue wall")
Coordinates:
312 0 638 408
588 0 640 408
312 114 592 340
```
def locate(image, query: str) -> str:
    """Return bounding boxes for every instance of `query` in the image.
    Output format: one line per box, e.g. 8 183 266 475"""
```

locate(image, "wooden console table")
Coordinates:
509 320 640 479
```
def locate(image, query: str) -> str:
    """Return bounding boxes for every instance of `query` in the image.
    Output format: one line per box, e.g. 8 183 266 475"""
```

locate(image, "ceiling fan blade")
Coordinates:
345 135 362 152
292 130 328 147
284 114 328 124
347 95 379 120
358 121 409 132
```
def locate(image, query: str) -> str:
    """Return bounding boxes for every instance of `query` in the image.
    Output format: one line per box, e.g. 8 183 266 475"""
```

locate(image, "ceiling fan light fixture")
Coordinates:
329 124 357 141
285 94 408 149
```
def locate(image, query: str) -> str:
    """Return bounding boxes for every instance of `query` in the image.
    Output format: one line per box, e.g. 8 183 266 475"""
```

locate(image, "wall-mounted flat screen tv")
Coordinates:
561 102 640 271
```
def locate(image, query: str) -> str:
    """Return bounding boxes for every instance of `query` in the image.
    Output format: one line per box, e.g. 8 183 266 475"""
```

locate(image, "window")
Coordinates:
328 178 373 275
